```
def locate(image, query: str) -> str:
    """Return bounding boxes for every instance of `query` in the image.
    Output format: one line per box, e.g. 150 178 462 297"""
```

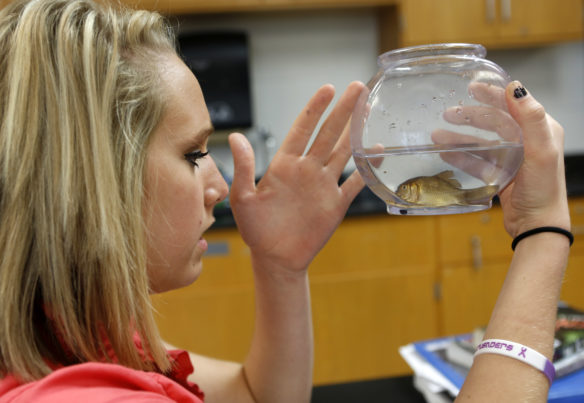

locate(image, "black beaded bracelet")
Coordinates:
511 226 574 251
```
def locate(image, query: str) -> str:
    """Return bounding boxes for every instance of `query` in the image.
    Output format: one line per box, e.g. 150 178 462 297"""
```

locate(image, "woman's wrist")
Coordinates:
511 228 572 256
507 205 571 239
250 252 309 283
512 226 574 251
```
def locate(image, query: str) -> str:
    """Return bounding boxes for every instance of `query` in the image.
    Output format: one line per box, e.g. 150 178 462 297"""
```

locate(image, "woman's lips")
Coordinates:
197 237 208 252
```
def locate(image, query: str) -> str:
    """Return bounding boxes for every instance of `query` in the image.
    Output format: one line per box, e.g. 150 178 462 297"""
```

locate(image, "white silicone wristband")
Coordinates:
474 339 555 385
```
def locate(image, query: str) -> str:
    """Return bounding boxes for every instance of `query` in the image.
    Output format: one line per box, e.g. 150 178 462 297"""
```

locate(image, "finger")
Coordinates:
504 81 561 155
325 121 352 175
307 81 365 162
468 82 507 110
339 170 365 210
431 129 501 148
228 132 256 198
443 105 521 141
356 143 385 169
433 142 506 184
279 84 336 157
431 129 510 173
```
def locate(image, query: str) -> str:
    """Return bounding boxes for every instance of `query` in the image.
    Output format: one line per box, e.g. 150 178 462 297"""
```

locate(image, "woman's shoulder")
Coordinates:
0 361 204 403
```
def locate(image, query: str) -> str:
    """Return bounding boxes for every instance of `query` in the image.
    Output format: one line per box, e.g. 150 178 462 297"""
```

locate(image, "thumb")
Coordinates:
505 81 558 154
228 132 256 197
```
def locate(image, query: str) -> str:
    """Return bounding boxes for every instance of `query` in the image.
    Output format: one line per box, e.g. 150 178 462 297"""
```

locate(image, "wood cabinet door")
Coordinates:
437 206 510 335
399 0 499 47
311 268 438 383
438 207 512 267
496 0 584 44
399 0 583 48
310 214 440 383
569 197 584 258
560 255 584 311
151 228 255 362
440 261 508 335
439 197 584 335
561 198 584 309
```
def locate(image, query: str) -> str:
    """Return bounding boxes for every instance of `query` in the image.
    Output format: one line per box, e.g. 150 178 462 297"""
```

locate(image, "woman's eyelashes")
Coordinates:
184 150 209 167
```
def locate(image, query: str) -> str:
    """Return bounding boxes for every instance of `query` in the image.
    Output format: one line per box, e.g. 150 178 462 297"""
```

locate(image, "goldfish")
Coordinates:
395 170 498 207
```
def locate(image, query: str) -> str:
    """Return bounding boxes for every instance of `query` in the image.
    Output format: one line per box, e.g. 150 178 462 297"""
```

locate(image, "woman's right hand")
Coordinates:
497 81 570 238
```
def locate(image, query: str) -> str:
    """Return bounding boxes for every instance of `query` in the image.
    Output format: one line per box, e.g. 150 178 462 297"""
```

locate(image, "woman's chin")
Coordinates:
149 261 203 294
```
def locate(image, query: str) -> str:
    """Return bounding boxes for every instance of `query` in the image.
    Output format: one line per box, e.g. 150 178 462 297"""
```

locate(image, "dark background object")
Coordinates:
178 31 252 130
311 376 428 402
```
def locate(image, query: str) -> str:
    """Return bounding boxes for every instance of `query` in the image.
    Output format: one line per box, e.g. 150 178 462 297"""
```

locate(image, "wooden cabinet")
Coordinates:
559 197 584 310
397 0 584 49
496 0 584 42
437 207 512 335
152 214 440 385
309 215 439 383
152 197 584 384
437 197 584 336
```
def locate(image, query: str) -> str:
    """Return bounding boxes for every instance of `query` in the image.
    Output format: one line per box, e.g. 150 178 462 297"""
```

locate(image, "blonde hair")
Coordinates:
0 0 176 380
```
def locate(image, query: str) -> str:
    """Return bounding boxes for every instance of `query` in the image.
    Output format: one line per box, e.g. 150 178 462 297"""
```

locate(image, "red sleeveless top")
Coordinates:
0 343 204 402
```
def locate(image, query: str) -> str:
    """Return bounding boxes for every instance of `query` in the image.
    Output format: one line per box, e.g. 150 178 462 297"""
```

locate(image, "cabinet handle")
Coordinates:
501 0 512 21
485 0 496 22
471 235 483 270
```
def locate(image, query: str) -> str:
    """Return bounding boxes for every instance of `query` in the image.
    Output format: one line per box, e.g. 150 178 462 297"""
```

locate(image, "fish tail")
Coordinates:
463 185 499 204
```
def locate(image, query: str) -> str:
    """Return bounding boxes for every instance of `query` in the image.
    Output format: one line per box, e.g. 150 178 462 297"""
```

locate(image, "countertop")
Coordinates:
212 154 584 229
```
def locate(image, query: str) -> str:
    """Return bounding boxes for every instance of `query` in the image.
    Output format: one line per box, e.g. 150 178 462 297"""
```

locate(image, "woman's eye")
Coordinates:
184 150 209 167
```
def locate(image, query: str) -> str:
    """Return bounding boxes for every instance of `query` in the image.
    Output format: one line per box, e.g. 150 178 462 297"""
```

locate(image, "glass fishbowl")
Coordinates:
351 43 523 215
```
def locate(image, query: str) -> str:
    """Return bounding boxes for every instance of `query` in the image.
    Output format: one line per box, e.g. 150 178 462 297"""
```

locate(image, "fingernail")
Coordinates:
513 84 528 99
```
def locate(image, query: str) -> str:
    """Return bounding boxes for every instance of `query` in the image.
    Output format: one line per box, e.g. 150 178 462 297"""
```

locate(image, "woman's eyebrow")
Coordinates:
197 124 214 141
185 124 214 149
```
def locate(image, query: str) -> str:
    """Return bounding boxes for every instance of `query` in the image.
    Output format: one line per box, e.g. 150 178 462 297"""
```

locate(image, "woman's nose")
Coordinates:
204 158 229 207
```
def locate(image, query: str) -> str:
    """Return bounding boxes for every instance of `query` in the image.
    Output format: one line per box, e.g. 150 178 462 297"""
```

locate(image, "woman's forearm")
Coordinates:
457 232 570 402
243 253 313 403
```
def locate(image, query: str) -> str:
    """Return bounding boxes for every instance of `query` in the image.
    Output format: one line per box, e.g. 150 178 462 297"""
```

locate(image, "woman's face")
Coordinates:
143 54 228 293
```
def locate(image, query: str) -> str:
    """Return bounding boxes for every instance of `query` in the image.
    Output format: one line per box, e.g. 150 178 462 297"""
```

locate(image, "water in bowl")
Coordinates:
353 142 523 215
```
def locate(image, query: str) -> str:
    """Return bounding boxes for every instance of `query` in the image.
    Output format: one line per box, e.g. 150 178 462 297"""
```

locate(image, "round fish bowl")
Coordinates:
351 43 523 215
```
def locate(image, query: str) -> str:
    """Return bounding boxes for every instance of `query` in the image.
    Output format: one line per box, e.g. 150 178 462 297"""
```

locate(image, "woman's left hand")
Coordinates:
228 81 365 273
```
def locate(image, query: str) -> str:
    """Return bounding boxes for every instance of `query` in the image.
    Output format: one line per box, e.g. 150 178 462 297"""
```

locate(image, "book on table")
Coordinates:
400 304 584 403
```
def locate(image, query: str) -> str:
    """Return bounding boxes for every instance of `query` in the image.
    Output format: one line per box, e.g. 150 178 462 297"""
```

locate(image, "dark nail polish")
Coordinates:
513 86 528 99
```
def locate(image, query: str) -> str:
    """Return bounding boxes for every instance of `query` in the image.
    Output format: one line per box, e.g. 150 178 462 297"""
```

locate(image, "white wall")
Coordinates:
177 10 584 178
488 42 584 156
178 9 379 176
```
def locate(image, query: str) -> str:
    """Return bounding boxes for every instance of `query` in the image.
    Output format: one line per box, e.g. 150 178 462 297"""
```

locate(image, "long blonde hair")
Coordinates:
0 0 176 380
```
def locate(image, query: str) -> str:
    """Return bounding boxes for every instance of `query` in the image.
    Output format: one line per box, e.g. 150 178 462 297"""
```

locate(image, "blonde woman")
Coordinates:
0 0 365 401
0 0 571 402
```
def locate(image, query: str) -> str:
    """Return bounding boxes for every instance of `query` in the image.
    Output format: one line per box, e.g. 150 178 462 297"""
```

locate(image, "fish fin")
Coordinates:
436 170 462 189
464 185 499 203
